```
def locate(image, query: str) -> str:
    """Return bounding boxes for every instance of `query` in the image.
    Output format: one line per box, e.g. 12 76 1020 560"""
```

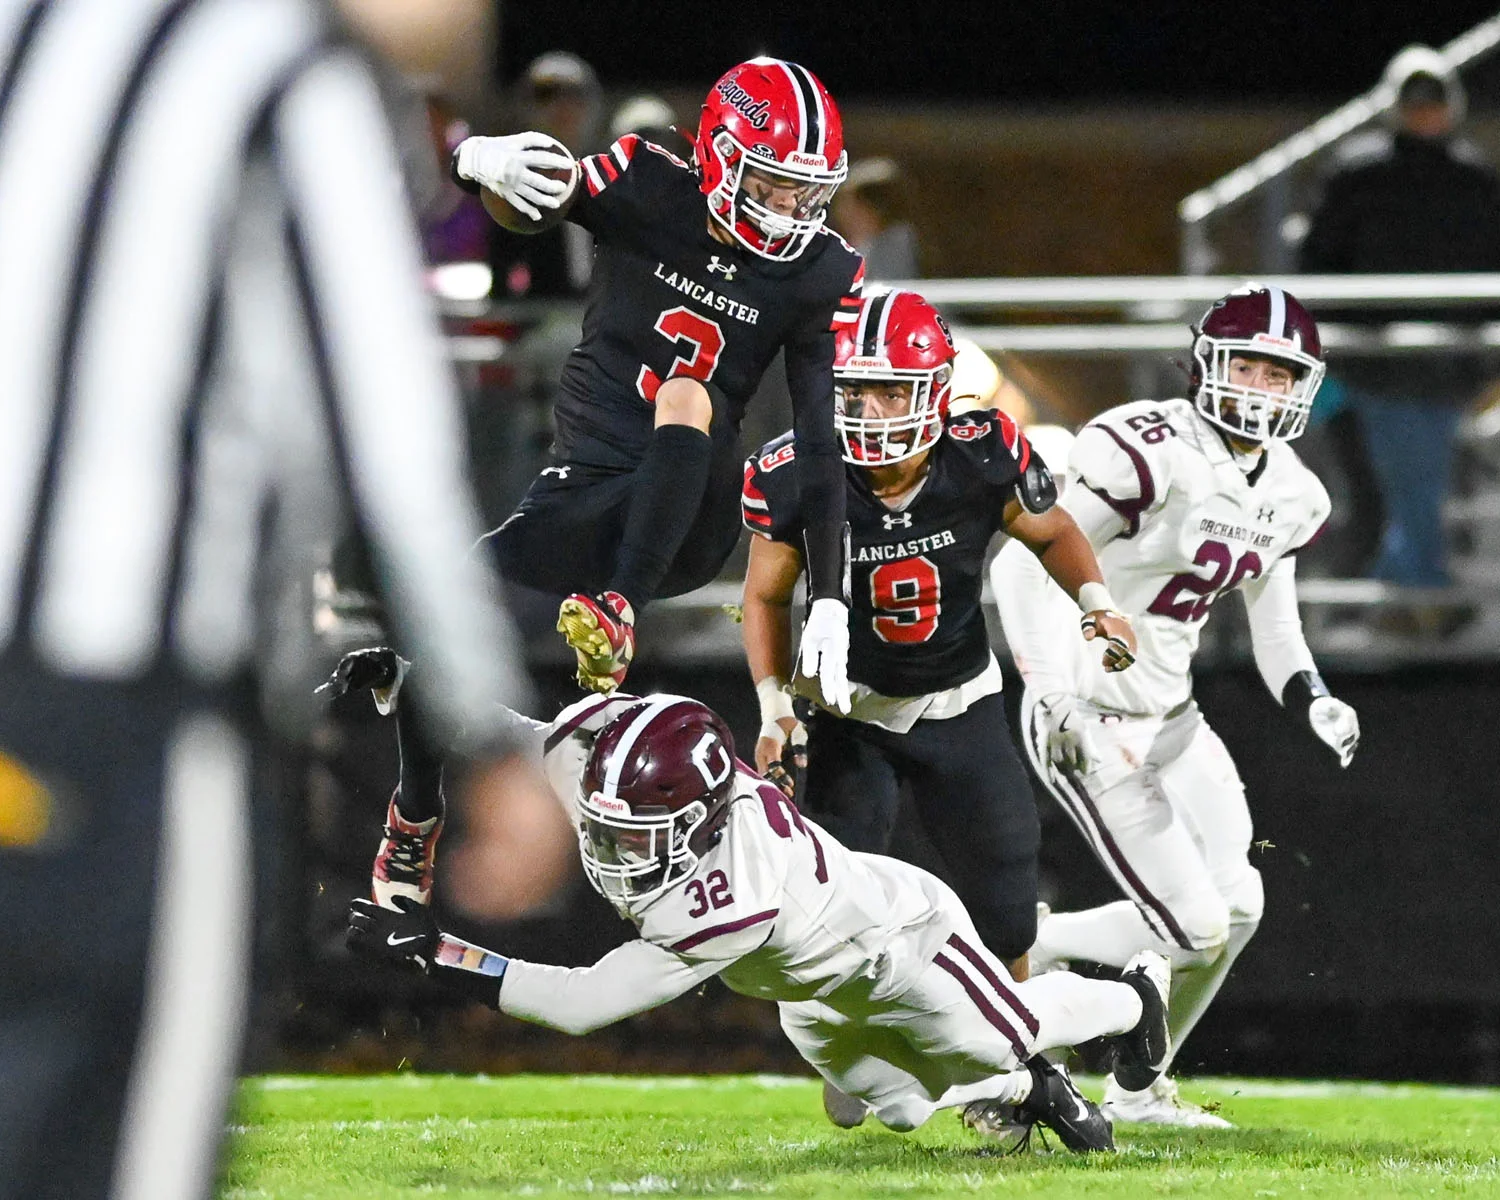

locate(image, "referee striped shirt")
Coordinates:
0 0 527 740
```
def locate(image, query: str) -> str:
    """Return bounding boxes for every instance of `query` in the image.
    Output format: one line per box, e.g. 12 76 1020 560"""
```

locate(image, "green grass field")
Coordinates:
223 1073 1500 1198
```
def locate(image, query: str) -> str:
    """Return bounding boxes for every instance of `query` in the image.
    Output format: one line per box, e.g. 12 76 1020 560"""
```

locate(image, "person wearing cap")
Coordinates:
832 157 920 281
1299 46 1500 620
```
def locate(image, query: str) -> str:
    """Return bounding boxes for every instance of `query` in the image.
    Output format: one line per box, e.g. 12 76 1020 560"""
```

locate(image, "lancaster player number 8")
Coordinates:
636 306 726 401
870 556 941 644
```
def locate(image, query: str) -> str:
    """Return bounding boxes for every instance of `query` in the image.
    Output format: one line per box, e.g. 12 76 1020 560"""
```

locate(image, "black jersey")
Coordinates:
559 135 864 469
744 411 1049 697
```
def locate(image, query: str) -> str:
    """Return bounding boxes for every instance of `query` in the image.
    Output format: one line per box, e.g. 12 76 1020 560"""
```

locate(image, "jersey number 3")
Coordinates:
870 555 941 643
636 306 726 402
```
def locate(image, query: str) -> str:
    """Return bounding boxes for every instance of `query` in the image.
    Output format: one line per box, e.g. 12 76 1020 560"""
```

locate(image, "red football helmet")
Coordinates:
578 695 736 909
1191 284 1326 443
834 289 956 465
695 57 848 261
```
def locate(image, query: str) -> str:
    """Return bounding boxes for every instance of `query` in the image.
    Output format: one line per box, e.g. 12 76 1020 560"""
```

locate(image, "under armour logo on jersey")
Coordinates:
541 465 572 479
706 255 738 280
1256 503 1275 522
882 512 913 530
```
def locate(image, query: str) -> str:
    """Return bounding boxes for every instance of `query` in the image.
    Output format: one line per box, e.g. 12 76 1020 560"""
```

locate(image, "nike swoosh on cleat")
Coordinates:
1071 1093 1091 1122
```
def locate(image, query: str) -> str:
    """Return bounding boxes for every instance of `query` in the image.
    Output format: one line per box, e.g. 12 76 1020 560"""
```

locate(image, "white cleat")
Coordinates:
1100 1073 1233 1128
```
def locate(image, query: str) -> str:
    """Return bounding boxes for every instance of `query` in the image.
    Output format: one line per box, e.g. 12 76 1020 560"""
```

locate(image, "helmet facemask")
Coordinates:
706 131 846 261
578 790 709 909
1192 334 1325 444
835 363 951 466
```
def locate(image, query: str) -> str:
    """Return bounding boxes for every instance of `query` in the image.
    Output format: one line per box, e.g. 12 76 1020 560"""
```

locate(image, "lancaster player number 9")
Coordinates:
636 305 727 401
870 556 941 644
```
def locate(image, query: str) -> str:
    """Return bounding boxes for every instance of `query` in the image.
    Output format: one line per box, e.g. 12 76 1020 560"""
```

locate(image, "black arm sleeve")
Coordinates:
786 328 848 602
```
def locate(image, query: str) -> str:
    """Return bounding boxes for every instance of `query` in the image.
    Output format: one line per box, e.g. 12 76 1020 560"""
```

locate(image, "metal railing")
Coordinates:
1176 12 1500 273
439 274 1500 665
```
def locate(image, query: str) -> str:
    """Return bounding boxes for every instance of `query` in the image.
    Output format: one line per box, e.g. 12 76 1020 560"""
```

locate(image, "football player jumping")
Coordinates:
452 58 862 703
991 284 1361 1127
338 673 1171 1152
741 289 1135 970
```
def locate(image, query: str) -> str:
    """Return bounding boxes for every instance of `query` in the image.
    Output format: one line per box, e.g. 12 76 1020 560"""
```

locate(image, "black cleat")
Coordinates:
1017 1056 1115 1152
1111 950 1172 1093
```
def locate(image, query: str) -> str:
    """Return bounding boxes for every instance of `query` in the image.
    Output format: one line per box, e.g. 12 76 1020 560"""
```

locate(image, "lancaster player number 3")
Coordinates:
636 305 727 401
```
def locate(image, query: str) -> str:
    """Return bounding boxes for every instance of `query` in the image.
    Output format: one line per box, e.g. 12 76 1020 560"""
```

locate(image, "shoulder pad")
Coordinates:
945 409 1027 475
742 433 799 539
1069 411 1176 537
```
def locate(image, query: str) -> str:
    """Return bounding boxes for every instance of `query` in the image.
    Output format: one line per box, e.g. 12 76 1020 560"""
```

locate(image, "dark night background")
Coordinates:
498 1 1500 102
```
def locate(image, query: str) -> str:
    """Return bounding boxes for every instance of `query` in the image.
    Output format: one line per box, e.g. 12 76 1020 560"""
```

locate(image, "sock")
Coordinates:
607 423 713 610
933 1069 1032 1112
1023 972 1143 1049
392 700 445 825
1033 900 1161 970
1159 917 1258 1073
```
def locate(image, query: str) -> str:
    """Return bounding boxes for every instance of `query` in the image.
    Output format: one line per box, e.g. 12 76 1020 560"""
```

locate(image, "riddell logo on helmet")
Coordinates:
844 356 891 370
715 79 771 129
589 793 630 816
1251 332 1296 350
785 151 828 169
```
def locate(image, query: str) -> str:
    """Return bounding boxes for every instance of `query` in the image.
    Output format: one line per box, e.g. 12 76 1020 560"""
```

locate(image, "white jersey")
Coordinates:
1000 399 1329 716
497 694 956 1034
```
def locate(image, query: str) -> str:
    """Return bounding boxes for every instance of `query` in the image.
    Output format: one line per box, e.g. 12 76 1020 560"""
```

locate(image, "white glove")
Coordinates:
1308 696 1359 768
453 133 575 221
1034 692 1098 775
798 598 852 715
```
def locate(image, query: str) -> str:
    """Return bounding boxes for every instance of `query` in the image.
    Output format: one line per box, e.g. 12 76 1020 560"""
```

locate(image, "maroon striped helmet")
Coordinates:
578 695 736 908
1190 284 1325 443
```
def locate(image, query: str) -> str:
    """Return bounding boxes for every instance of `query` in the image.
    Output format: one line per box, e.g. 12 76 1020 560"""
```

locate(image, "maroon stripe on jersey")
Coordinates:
542 694 639 755
946 934 1040 1036
933 951 1028 1058
1288 518 1328 555
1053 761 1196 951
1088 424 1156 538
670 909 779 952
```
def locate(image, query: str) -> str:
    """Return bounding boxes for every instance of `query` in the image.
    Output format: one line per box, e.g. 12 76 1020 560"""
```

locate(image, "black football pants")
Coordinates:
802 690 1042 963
484 428 743 602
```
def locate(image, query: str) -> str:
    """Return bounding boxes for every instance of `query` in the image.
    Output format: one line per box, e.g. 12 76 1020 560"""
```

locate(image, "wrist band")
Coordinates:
1078 581 1117 614
756 676 795 731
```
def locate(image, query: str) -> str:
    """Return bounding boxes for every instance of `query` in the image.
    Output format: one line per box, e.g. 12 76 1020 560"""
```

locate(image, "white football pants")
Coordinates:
778 884 1144 1132
1021 689 1264 1067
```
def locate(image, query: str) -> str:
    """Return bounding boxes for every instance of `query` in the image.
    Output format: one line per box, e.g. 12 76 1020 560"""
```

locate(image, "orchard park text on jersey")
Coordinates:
1198 517 1275 549
853 530 958 563
653 263 760 325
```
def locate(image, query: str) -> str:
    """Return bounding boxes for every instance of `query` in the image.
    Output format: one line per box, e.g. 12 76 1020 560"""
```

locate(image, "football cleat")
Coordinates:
1014 1056 1115 1153
1110 950 1172 1092
821 1080 868 1129
371 791 443 908
1100 1073 1233 1129
557 591 636 693
960 1099 1034 1153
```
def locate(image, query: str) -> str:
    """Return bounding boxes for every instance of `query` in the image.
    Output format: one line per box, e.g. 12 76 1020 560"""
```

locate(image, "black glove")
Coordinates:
316 646 407 710
347 896 437 973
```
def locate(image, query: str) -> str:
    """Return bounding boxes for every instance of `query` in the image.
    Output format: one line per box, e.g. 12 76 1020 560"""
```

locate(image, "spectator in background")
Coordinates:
419 92 492 264
489 51 600 299
832 157 920 280
1299 46 1500 625
609 92 689 155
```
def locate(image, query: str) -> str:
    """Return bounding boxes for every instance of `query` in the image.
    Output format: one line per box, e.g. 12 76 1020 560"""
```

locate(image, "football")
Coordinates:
480 135 579 234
